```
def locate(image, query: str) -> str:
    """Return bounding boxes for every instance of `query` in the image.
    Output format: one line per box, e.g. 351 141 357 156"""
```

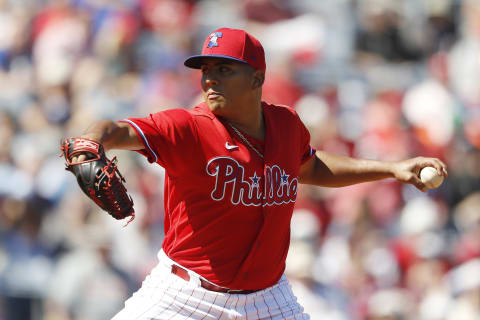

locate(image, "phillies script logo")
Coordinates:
206 157 298 206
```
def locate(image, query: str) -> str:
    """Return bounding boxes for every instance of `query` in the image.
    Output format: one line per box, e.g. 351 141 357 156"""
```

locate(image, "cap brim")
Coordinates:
184 54 249 69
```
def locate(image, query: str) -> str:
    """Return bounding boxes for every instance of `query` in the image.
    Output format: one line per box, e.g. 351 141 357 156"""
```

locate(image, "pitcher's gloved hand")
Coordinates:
60 137 135 224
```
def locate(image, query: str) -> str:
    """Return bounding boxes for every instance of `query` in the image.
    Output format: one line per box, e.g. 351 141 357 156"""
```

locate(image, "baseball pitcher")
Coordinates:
61 28 447 319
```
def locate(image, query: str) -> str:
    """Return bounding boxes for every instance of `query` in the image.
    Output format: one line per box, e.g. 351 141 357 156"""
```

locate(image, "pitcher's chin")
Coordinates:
207 102 228 115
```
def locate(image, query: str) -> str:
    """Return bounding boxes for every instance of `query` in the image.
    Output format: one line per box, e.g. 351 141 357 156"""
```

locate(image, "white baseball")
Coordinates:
420 166 444 189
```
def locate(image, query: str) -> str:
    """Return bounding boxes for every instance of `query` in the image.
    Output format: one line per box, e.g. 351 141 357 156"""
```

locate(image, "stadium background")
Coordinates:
0 0 479 319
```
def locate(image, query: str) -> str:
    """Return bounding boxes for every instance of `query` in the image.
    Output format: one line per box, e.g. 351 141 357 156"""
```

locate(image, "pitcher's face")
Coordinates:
200 58 256 117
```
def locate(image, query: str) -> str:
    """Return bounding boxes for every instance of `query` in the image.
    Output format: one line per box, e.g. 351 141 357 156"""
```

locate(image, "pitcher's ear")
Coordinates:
252 70 265 89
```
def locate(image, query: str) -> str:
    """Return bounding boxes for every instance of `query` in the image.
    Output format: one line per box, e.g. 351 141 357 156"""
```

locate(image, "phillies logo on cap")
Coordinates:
184 28 266 72
207 32 223 48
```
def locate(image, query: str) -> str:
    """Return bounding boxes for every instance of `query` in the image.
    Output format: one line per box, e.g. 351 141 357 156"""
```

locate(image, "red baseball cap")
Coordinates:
184 28 266 72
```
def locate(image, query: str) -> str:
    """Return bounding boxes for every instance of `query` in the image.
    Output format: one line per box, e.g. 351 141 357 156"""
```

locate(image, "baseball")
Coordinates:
420 166 444 189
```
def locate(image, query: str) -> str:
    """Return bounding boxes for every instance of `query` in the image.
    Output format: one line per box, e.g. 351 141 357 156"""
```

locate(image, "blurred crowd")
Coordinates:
0 0 479 319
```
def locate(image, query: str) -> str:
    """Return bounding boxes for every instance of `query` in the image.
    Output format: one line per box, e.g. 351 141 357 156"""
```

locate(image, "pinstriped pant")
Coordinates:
111 251 310 320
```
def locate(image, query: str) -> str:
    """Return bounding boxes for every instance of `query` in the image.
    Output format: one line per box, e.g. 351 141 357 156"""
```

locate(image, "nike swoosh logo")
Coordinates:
225 142 239 150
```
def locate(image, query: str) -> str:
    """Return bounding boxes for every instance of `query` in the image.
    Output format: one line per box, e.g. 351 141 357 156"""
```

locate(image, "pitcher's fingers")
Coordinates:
432 159 448 177
410 174 427 192
424 158 448 177
71 154 87 164
438 159 448 177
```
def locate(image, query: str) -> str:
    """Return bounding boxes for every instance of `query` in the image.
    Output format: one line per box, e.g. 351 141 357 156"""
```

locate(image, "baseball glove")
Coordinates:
60 137 135 224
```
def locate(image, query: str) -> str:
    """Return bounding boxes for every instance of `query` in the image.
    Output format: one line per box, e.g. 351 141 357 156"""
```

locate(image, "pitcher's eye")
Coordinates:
219 66 232 74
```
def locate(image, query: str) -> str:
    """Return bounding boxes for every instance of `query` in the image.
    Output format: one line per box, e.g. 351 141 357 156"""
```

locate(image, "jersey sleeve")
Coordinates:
120 109 199 175
296 112 316 164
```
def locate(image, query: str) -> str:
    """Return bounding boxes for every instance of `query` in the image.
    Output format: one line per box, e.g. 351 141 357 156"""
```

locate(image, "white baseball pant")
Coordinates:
111 250 310 319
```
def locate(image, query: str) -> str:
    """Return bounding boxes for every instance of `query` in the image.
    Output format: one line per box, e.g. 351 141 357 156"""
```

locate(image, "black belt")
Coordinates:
171 264 259 294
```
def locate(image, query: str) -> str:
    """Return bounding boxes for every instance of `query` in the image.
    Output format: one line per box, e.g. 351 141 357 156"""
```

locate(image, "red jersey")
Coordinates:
121 102 315 290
